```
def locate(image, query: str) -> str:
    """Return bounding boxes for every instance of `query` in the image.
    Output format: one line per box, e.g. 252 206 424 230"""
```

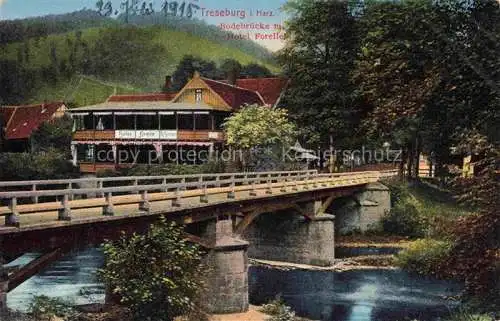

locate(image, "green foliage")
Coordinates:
260 298 296 321
0 23 278 104
445 309 494 321
224 105 296 149
89 27 168 88
381 201 426 238
379 180 470 238
443 147 500 297
0 149 78 181
394 238 452 276
241 63 273 78
28 295 74 320
280 0 360 147
104 162 226 177
30 116 73 153
99 219 205 321
171 55 220 90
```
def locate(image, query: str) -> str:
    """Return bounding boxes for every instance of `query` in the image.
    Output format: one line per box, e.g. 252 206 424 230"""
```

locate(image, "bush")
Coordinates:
28 295 74 320
0 310 35 321
99 218 205 321
445 309 494 321
394 238 452 276
260 298 296 321
0 149 78 181
119 162 226 177
380 202 426 238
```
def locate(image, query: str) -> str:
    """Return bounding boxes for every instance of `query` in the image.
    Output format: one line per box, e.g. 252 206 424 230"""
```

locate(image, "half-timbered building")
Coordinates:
69 72 288 173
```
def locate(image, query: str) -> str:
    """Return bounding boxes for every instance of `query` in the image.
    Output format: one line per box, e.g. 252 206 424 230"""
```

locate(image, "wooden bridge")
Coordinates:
0 169 397 311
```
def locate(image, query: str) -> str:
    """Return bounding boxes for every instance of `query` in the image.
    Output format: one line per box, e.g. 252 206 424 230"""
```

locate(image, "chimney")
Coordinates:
227 70 237 86
164 75 172 91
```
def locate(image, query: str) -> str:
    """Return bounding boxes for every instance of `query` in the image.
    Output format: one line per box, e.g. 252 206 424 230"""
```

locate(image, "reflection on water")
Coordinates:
249 267 462 321
7 248 106 312
6 248 462 321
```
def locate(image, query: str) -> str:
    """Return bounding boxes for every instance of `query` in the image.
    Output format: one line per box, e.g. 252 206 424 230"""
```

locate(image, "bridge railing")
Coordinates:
0 170 399 227
0 170 318 203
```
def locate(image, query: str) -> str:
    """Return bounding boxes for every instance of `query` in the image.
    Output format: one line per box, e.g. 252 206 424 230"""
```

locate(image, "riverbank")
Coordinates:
250 256 397 271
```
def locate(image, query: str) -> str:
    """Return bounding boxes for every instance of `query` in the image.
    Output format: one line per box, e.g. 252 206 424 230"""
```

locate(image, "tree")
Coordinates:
220 58 242 84
224 105 297 170
279 0 361 148
171 55 220 90
224 105 296 149
0 149 78 181
240 63 273 78
100 219 205 321
91 26 168 87
30 116 73 154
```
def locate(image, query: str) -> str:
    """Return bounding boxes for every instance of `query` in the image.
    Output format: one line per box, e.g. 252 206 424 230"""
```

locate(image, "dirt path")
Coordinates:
210 306 269 321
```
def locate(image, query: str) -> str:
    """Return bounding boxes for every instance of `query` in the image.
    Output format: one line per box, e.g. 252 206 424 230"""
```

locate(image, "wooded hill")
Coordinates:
0 10 278 106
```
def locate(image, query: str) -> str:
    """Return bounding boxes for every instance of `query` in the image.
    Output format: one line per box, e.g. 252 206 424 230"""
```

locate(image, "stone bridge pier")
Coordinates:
240 200 336 266
334 182 391 234
204 219 249 314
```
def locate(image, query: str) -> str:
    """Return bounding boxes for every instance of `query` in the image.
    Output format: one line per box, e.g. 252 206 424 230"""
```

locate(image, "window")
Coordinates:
94 114 113 131
73 115 88 131
115 114 135 130
178 112 194 130
160 113 176 130
195 89 203 103
83 114 93 129
136 114 158 130
194 112 211 130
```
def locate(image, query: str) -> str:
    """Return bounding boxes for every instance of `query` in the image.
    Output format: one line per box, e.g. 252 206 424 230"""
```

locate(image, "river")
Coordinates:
5 248 462 321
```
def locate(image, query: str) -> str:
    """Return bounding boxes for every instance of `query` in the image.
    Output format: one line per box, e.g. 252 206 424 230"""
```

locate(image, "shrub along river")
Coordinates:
5 248 463 321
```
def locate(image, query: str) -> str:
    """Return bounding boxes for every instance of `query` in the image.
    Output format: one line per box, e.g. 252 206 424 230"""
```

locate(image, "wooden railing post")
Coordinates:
98 181 104 198
68 183 74 201
249 179 257 196
6 197 20 227
132 179 139 195
103 192 114 216
139 190 150 213
227 175 236 199
172 187 182 207
162 178 168 192
292 177 299 191
58 194 72 221
280 176 287 192
31 184 38 204
200 184 209 203
265 174 273 194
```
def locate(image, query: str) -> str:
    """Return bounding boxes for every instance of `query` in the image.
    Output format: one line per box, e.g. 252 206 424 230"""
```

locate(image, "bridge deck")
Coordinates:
0 170 398 234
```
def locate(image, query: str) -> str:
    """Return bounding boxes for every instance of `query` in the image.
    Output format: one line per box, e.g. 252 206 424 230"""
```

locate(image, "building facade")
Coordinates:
69 73 288 173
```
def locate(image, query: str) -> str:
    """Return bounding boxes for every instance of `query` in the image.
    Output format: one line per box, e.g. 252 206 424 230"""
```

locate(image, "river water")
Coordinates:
6 248 462 321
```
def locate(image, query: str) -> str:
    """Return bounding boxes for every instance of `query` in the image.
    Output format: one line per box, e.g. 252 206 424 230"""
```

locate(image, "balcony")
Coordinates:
73 130 225 142
73 130 115 141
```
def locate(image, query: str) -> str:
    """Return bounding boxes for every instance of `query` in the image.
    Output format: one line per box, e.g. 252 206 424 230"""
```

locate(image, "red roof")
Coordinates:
1 102 65 140
235 78 289 106
107 93 177 102
201 78 265 109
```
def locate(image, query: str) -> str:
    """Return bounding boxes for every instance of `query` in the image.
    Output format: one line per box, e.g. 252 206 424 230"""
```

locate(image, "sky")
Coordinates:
0 0 288 51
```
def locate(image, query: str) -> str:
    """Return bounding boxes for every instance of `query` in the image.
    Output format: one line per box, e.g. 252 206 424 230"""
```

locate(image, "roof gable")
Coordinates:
171 75 232 111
